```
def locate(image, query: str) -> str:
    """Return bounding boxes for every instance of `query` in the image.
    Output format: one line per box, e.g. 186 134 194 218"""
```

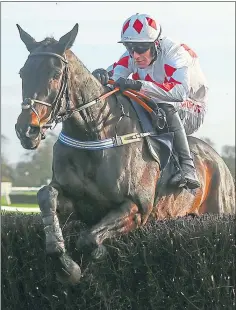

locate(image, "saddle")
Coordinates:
107 80 181 173
128 96 197 196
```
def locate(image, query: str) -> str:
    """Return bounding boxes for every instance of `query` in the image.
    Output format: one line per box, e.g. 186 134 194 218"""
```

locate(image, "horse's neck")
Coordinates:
61 52 138 142
62 53 109 140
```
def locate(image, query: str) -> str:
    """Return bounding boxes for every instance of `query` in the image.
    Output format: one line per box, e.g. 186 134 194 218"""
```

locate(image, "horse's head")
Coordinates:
15 24 78 149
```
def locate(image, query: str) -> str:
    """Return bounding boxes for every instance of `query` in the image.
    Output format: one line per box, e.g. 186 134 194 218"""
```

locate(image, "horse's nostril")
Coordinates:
30 126 39 135
25 125 40 138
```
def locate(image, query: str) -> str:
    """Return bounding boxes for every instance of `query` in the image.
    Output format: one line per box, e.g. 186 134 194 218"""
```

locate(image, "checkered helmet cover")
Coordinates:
119 13 161 43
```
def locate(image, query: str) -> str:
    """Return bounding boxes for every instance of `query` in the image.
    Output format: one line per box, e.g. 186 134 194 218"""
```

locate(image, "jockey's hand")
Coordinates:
114 77 142 92
92 68 109 86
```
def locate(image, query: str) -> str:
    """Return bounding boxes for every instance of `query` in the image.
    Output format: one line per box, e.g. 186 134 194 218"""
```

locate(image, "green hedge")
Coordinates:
1 213 235 310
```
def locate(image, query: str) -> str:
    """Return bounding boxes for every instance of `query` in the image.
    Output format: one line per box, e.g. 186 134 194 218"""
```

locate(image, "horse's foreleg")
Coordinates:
37 185 65 255
77 200 146 259
37 184 81 285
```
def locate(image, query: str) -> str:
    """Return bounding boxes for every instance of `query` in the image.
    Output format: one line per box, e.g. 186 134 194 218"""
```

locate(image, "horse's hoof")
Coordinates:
91 245 108 260
53 253 81 285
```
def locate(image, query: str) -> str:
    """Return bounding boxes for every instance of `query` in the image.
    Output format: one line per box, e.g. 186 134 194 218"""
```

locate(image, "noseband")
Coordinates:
21 52 72 128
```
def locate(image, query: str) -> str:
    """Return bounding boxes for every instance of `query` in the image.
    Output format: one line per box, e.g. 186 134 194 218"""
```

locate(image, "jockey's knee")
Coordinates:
177 104 205 135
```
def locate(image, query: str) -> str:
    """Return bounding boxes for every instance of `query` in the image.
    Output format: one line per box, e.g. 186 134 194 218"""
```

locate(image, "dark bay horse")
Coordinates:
15 24 235 285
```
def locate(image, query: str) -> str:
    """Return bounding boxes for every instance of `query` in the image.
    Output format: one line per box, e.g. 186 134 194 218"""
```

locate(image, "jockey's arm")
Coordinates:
107 51 133 80
139 47 191 104
140 66 190 103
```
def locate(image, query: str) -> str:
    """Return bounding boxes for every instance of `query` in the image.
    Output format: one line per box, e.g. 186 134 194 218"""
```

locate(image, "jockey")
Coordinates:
92 13 208 190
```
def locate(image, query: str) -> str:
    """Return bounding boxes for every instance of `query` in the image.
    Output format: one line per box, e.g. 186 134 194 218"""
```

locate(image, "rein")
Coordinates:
58 79 167 150
20 51 156 128
107 80 155 114
19 51 166 149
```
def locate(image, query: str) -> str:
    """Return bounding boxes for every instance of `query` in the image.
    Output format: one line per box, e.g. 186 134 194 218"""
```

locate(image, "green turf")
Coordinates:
1 196 38 208
3 203 39 208
10 191 38 196
1 197 7 205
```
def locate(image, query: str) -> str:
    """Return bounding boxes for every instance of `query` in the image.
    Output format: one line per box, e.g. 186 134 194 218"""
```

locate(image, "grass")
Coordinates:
3 203 39 208
1 196 39 208
10 191 38 196
1 209 40 214
1 196 8 205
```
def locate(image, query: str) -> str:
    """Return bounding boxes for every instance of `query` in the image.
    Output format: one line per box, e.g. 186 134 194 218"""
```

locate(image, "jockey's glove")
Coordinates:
92 68 109 86
115 77 142 92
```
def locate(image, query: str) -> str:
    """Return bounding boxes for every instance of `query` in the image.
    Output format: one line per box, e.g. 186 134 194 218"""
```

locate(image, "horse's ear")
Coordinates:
16 24 38 52
57 23 79 54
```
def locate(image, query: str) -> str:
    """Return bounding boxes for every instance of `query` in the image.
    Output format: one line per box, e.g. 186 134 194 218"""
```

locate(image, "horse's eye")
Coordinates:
53 71 61 80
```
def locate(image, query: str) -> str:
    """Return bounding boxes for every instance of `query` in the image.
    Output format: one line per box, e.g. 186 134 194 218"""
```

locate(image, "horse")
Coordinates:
15 24 235 285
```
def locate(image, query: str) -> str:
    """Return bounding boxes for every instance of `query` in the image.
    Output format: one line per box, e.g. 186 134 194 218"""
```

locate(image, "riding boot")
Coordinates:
161 104 201 189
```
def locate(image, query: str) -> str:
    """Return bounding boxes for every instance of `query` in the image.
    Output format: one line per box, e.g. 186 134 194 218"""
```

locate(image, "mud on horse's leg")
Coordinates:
37 185 81 285
77 200 142 259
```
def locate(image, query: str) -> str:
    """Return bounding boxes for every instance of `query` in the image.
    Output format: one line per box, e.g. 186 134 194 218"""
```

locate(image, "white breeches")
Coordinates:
173 99 206 135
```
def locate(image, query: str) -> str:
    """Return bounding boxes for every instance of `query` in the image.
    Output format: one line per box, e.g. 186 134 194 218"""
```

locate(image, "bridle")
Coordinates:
17 51 166 142
19 51 120 135
20 52 73 130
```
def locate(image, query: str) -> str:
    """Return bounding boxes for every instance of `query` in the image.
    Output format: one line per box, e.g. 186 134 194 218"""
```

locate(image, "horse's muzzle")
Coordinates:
15 123 42 149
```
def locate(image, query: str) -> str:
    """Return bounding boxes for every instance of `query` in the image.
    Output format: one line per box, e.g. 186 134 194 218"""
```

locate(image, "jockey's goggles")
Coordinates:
124 42 153 55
